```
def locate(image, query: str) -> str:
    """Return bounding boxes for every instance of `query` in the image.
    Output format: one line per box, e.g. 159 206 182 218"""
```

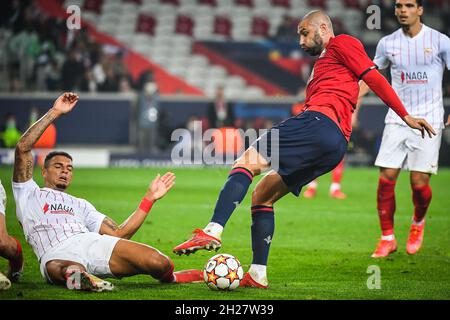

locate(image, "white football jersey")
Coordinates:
0 179 6 214
12 179 106 261
373 24 450 129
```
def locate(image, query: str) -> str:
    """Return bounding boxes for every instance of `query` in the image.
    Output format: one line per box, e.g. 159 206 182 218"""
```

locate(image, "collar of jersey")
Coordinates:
401 23 426 41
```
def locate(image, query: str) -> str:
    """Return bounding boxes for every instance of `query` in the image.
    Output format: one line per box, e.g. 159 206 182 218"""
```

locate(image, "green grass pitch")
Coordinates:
0 166 449 300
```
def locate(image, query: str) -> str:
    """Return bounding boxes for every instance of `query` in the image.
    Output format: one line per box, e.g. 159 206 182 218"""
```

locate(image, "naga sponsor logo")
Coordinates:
401 71 428 84
43 203 75 215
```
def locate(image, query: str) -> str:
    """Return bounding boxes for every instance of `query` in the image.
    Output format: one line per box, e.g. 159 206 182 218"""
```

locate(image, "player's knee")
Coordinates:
152 255 173 280
380 170 398 182
45 261 66 284
148 253 172 275
410 173 430 187
231 162 260 177
251 189 260 205
159 256 173 274
232 160 249 171
251 189 273 207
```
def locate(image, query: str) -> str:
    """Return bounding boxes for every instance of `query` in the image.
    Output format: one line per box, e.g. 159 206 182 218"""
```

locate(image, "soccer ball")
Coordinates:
203 253 244 291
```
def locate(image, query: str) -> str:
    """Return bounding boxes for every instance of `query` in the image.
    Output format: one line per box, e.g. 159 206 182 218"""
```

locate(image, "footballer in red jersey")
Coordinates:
173 10 435 288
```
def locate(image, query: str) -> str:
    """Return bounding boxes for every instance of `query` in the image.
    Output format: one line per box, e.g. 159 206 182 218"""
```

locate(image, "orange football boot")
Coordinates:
173 229 221 255
330 189 347 199
371 239 397 258
406 220 425 255
303 187 317 199
239 272 268 289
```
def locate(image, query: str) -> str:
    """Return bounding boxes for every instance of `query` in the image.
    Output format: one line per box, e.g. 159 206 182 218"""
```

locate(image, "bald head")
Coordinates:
302 10 333 31
297 10 335 56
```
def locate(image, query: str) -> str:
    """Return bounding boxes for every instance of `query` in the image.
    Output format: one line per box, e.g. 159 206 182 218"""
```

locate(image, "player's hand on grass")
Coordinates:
146 172 176 201
52 92 79 115
403 115 436 138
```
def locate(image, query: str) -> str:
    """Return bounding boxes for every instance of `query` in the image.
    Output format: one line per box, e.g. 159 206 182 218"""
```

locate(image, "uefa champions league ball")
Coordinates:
203 253 244 291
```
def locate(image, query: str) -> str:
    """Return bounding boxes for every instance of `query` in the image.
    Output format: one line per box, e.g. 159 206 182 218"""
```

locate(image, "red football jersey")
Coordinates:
304 34 376 140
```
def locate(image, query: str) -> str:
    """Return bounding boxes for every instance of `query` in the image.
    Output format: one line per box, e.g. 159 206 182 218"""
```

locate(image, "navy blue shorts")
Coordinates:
253 111 348 197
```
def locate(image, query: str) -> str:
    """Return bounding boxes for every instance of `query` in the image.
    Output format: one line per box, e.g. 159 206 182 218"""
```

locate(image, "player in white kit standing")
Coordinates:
12 92 203 291
358 0 450 257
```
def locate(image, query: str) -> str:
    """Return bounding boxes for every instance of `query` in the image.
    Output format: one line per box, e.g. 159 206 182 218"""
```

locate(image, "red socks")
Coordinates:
332 160 344 184
377 177 432 235
159 259 175 283
12 237 22 258
412 184 432 223
377 178 396 236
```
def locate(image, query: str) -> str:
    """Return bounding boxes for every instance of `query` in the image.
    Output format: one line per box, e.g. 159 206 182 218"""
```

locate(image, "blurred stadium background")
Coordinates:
1 0 450 301
0 0 449 168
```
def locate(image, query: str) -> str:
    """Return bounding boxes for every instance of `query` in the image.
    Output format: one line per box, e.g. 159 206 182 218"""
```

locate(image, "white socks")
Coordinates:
330 182 341 193
248 264 268 286
203 222 223 240
412 219 425 226
308 181 318 189
381 234 395 241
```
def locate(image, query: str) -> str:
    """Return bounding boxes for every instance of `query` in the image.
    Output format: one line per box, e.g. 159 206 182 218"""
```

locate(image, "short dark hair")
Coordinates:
44 151 73 168
396 0 424 7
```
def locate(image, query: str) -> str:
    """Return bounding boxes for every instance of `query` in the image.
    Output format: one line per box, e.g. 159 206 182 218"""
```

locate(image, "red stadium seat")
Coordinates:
308 0 327 9
160 0 180 5
124 0 142 4
198 0 217 6
332 18 347 34
136 14 157 35
431 0 445 7
213 16 232 38
176 15 195 36
251 17 270 37
343 0 361 9
271 0 290 8
83 0 103 14
235 0 254 7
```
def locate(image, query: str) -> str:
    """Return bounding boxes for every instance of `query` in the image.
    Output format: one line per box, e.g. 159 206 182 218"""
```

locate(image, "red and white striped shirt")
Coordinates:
12 179 106 261
373 24 450 129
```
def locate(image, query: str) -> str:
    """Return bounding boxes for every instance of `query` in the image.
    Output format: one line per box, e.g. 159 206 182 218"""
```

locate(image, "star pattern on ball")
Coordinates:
213 255 228 265
206 270 219 285
225 269 239 283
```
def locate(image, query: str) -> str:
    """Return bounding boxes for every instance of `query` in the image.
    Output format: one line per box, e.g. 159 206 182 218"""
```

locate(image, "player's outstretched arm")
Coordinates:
99 172 176 239
351 81 370 129
361 69 436 138
13 92 79 183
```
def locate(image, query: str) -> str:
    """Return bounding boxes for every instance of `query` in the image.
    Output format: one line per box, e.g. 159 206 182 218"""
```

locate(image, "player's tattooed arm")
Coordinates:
14 111 59 182
99 216 137 239
101 217 119 232
13 92 79 183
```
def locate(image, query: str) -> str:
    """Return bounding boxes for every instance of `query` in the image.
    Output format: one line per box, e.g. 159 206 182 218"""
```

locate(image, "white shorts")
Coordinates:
0 181 6 215
375 124 442 174
40 232 121 283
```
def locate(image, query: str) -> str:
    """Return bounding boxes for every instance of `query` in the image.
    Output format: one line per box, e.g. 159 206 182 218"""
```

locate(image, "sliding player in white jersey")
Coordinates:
358 0 450 258
12 92 203 292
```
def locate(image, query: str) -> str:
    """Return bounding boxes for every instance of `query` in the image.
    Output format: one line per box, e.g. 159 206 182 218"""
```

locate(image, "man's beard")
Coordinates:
303 32 324 56
55 183 67 191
